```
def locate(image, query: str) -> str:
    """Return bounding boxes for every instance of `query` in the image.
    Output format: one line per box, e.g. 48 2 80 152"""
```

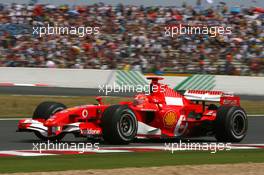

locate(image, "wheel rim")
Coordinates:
119 112 135 137
232 113 246 136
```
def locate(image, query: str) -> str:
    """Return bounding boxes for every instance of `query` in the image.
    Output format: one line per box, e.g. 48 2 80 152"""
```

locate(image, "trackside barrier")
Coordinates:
0 67 263 96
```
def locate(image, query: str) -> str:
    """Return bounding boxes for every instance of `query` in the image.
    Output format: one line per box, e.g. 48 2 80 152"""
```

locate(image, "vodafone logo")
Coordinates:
82 109 89 118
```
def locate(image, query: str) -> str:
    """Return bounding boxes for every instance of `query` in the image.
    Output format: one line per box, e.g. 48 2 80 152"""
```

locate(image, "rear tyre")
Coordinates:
215 106 248 142
101 105 138 144
33 101 67 141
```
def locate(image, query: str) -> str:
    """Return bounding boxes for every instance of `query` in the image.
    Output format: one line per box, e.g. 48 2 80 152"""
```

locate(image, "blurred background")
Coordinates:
0 0 263 76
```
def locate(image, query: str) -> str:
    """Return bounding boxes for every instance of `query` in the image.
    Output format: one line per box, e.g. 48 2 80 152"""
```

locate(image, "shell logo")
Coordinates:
163 111 177 128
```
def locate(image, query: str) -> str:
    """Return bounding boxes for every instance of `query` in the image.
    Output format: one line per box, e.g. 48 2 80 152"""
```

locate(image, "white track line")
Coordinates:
0 145 263 157
0 118 25 121
0 150 55 156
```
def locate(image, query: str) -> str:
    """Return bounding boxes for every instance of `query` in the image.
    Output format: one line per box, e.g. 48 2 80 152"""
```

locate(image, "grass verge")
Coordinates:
0 150 264 173
0 95 129 118
0 94 263 118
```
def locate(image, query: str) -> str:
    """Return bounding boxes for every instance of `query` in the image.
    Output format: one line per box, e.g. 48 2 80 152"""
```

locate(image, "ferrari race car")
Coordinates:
17 77 248 144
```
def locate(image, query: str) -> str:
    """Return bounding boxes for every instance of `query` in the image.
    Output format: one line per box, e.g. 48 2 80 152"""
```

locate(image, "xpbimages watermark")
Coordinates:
164 140 232 154
98 82 166 95
165 24 232 38
32 141 100 153
32 24 100 37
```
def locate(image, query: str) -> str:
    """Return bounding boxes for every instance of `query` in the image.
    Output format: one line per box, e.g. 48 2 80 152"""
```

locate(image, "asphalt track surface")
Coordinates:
0 116 264 151
0 86 263 100
0 86 136 97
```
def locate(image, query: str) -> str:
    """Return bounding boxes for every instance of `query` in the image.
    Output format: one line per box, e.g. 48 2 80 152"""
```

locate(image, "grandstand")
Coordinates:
0 1 263 76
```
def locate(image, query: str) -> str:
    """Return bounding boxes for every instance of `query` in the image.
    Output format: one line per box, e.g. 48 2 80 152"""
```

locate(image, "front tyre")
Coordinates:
33 101 67 141
33 101 66 120
101 105 138 144
215 106 248 142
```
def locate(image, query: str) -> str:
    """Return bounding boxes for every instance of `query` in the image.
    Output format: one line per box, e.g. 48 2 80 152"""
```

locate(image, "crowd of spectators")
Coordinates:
0 2 263 76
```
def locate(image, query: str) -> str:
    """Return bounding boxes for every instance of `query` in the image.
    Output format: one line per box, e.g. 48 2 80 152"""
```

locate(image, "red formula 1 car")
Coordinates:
17 77 248 144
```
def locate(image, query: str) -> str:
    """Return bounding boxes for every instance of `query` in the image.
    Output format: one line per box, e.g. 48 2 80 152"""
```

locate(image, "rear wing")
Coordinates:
184 90 223 102
183 90 240 106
